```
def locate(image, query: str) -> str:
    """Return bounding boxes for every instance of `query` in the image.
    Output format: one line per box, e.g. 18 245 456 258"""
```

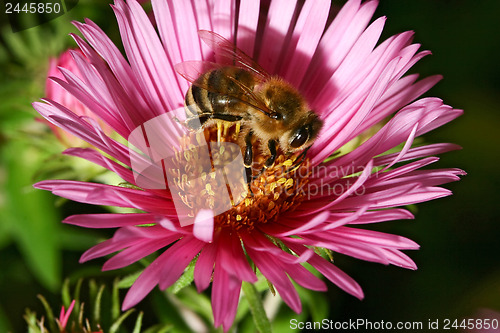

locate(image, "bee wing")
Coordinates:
174 60 223 88
198 30 270 82
175 60 276 118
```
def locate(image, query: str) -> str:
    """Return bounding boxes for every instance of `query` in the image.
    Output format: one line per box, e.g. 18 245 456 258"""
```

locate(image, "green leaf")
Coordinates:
117 270 143 289
37 294 57 333
0 305 12 333
24 309 40 333
168 259 195 294
93 283 105 325
175 287 213 323
2 139 61 290
297 287 329 323
61 278 71 307
72 278 84 320
142 323 174 333
111 278 121 321
151 292 192 332
272 311 308 333
0 210 12 250
242 281 272 333
253 271 273 293
132 311 144 333
109 309 135 333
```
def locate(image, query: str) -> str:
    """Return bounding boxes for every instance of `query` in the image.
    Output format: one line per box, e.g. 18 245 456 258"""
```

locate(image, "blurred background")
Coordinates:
0 0 498 332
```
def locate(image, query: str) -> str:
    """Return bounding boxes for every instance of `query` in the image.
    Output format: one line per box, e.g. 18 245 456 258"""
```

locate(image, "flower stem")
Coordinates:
242 282 272 333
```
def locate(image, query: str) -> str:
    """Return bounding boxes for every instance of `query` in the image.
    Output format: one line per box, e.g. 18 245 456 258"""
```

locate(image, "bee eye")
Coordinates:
270 112 282 120
290 126 310 148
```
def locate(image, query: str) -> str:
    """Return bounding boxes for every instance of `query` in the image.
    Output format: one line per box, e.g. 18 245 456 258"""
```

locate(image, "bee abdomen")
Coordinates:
185 83 212 118
183 67 255 128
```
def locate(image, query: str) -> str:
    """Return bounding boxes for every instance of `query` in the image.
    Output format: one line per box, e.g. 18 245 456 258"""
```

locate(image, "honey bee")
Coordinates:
175 30 323 184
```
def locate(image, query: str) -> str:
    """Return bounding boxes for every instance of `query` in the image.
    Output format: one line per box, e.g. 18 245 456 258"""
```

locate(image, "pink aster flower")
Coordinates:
45 49 113 147
33 0 464 330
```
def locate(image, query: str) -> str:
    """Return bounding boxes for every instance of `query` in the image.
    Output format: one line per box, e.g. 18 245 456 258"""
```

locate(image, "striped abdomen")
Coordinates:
184 67 256 129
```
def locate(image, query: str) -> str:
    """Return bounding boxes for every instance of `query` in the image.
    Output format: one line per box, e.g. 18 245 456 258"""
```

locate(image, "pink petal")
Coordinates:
64 213 158 228
241 232 310 264
194 242 217 292
123 236 204 310
80 225 176 262
320 205 369 231
298 160 373 215
288 243 364 299
80 237 135 263
382 248 418 270
330 227 420 250
302 233 389 265
155 0 203 63
63 147 135 184
113 0 182 114
381 123 420 172
373 143 462 166
374 156 439 180
190 1 214 59
59 300 76 328
302 0 378 99
264 210 330 237
34 180 175 213
334 184 452 210
123 250 168 310
311 55 399 164
212 0 236 41
342 208 414 225
312 16 386 111
326 99 462 175
103 237 174 271
71 24 156 132
284 260 327 292
257 0 298 73
281 0 330 86
246 247 302 313
218 231 257 283
33 100 131 165
212 264 241 330
236 0 260 56
158 236 205 289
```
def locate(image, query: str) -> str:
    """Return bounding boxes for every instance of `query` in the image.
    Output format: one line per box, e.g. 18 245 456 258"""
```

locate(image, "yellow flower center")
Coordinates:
167 123 309 232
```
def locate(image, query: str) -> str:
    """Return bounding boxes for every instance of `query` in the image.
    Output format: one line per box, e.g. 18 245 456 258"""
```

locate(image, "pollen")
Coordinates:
166 124 310 232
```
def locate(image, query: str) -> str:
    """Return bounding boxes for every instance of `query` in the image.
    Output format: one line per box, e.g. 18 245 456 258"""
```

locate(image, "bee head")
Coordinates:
282 111 323 152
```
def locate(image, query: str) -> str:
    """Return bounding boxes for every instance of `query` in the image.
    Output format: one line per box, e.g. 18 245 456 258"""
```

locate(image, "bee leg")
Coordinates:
234 121 241 140
265 140 277 168
286 146 310 173
208 114 243 140
216 121 223 145
259 140 277 176
244 131 254 197
183 113 212 131
223 121 230 137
